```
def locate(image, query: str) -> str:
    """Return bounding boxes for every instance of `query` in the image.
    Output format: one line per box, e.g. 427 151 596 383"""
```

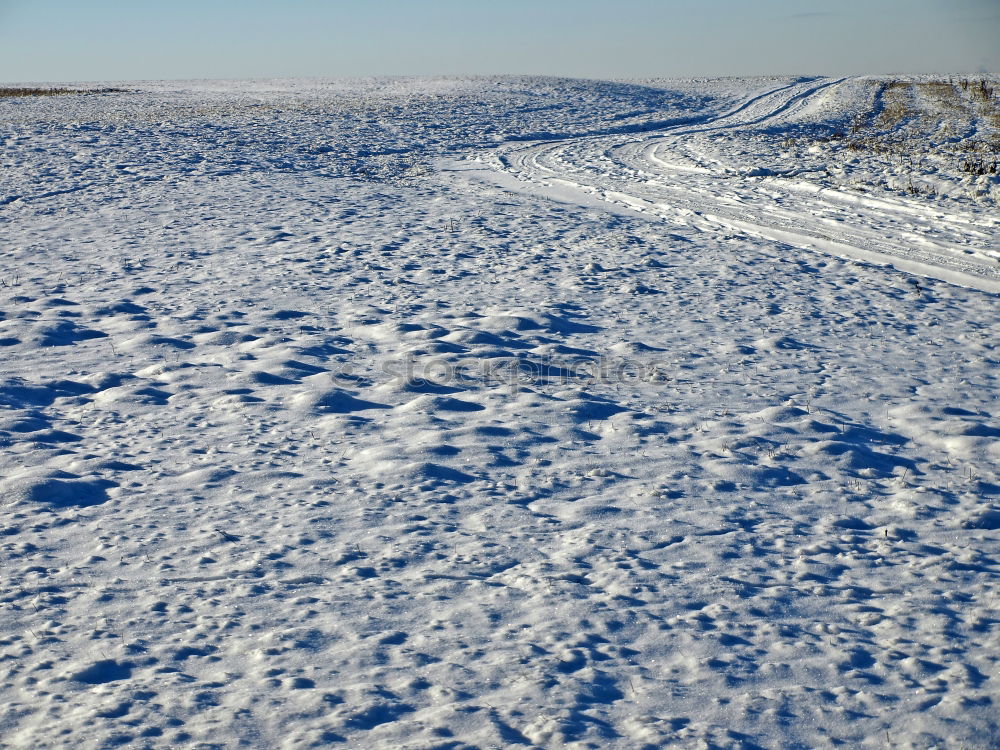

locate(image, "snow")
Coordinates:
1 75 998 748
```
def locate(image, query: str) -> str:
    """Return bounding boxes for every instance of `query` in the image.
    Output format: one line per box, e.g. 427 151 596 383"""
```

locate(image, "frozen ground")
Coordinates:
0 76 998 749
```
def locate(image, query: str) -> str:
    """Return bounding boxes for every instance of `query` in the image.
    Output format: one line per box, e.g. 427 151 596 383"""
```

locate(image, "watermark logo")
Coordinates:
329 352 672 392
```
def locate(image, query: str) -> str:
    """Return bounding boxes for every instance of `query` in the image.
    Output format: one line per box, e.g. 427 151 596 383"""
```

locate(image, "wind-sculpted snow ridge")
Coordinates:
0 77 998 749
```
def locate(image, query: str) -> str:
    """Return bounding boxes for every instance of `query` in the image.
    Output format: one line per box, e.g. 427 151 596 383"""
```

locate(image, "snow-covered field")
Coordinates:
1 76 998 749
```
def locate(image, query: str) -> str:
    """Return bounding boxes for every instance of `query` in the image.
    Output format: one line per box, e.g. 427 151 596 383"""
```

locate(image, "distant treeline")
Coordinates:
0 87 126 98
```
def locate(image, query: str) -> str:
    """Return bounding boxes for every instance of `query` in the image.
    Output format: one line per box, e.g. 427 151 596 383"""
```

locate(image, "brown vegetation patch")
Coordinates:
0 87 126 98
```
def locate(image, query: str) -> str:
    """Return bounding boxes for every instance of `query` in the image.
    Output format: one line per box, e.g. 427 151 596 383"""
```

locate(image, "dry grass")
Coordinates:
812 78 1000 202
960 156 999 176
861 78 1000 132
960 78 996 104
918 82 964 116
874 81 915 128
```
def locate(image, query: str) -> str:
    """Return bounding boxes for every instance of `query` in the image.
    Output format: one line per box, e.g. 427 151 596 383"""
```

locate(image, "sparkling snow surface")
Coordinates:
1 76 999 748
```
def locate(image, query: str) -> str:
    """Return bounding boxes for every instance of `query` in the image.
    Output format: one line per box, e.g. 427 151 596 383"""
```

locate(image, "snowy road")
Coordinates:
485 78 1000 292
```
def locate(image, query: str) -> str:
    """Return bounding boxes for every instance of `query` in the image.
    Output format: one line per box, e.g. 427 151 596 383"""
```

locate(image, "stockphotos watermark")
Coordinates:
327 352 672 391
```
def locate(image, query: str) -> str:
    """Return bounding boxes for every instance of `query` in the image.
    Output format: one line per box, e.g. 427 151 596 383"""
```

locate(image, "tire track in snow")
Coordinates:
489 78 1000 293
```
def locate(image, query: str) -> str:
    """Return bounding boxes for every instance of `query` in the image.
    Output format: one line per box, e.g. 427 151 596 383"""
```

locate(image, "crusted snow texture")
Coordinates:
0 76 998 749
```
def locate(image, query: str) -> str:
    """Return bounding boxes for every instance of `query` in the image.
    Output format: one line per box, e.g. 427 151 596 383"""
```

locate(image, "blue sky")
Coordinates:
1 0 997 82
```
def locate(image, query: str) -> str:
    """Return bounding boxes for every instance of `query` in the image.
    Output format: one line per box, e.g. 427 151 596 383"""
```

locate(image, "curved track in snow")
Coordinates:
490 78 1000 293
